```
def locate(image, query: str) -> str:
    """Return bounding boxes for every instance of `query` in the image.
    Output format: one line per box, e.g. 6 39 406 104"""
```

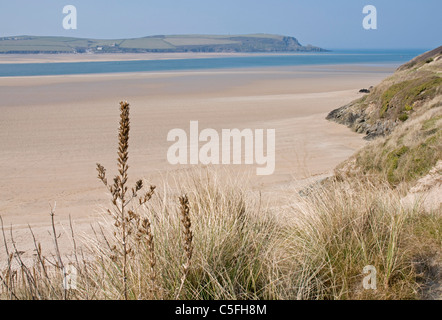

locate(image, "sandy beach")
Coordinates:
0 63 396 254
0 52 318 64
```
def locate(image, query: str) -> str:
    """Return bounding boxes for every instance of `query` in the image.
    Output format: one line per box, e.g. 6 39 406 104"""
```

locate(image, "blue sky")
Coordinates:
0 0 440 49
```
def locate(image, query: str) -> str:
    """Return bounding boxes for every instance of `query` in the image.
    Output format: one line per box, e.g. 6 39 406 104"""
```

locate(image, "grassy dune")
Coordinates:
331 47 442 188
327 46 442 140
1 168 439 300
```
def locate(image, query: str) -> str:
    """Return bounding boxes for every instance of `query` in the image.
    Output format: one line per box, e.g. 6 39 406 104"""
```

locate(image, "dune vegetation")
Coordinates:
327 46 442 140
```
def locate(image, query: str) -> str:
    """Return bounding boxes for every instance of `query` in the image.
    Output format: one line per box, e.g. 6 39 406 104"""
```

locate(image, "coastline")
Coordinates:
0 52 331 64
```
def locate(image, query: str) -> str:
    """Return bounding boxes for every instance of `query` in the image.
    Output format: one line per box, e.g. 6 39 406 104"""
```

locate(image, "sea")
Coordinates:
0 49 428 77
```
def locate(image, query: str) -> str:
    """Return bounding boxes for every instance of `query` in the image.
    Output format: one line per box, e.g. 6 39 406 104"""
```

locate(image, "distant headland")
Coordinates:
0 34 327 54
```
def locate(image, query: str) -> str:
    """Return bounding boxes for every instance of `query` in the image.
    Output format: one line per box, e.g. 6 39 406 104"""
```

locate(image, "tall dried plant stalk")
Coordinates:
96 101 156 300
176 195 193 299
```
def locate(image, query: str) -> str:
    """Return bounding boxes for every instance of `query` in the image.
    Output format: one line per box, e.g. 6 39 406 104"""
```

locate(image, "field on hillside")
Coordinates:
0 34 324 53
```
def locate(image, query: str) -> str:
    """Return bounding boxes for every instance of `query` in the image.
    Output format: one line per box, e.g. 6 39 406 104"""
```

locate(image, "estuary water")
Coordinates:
0 49 427 77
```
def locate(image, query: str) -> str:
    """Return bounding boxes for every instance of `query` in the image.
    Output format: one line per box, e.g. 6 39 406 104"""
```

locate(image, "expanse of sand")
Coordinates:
0 63 396 256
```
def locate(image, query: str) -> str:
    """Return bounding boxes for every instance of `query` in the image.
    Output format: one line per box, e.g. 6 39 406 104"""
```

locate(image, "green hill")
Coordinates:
0 34 326 54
